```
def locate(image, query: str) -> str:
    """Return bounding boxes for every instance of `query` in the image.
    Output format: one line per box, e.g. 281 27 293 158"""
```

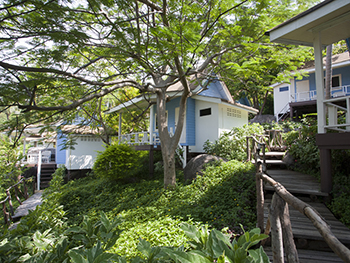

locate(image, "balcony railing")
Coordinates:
120 131 160 145
290 85 350 102
120 131 187 168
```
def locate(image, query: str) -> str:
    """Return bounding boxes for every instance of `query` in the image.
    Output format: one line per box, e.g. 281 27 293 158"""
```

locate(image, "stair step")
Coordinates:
261 151 286 157
252 159 285 165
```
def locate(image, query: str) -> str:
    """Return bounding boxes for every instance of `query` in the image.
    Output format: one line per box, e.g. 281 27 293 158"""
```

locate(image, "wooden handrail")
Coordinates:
255 161 350 263
0 176 33 226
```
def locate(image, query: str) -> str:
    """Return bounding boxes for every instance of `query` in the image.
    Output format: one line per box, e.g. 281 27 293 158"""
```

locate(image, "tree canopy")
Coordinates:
0 0 321 186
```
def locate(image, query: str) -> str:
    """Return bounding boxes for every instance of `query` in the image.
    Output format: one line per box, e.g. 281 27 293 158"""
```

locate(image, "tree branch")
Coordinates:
17 81 141 112
0 60 142 88
136 0 162 11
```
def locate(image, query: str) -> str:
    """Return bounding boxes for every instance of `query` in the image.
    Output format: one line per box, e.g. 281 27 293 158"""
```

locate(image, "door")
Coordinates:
296 80 310 101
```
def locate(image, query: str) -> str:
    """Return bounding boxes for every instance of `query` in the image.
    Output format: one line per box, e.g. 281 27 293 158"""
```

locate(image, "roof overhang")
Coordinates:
193 95 259 114
266 0 350 47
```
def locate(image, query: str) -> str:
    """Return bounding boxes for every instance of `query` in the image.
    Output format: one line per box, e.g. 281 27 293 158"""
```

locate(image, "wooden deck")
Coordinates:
265 169 328 197
263 169 350 262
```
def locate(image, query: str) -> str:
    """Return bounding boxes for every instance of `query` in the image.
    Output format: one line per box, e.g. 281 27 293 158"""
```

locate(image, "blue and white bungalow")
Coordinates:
106 77 258 164
274 51 350 122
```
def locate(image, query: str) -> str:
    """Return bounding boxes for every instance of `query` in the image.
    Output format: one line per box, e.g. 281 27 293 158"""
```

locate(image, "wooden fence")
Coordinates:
249 135 350 263
0 177 34 226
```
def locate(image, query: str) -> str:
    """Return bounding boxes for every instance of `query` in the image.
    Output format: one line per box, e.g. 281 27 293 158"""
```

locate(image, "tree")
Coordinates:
0 0 317 187
216 1 316 114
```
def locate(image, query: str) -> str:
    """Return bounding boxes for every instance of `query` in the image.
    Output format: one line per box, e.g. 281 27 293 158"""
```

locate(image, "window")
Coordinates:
200 108 211 116
279 86 289 92
324 75 341 87
332 75 340 87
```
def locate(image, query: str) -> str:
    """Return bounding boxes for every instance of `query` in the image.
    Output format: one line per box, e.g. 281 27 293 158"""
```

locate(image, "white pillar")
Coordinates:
37 150 42 191
22 135 26 162
313 32 326 134
118 113 122 143
149 105 154 144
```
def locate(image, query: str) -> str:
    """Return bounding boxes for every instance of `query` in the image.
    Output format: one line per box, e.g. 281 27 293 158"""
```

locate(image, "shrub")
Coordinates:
93 143 148 180
203 123 265 161
58 159 256 258
283 118 319 176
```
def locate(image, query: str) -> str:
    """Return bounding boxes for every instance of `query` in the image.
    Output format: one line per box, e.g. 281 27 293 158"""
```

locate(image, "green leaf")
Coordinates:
68 250 87 263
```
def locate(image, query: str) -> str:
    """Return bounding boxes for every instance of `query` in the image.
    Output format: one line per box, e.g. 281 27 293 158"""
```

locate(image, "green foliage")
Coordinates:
93 143 148 180
1 159 265 262
58 160 256 258
0 134 24 194
328 149 350 227
283 118 319 176
261 120 302 133
329 172 350 228
203 123 265 161
132 224 268 263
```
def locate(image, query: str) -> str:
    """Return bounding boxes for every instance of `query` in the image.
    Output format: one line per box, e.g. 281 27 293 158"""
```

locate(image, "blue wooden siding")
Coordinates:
166 98 178 134
186 97 195 146
294 64 350 94
56 133 67 165
335 66 350 86
153 97 196 146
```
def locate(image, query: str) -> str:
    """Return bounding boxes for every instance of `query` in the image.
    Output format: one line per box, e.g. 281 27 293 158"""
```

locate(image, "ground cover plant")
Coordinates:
59 159 257 259
0 160 267 262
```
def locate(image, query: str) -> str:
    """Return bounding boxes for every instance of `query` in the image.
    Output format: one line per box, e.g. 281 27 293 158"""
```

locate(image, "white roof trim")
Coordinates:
267 0 350 47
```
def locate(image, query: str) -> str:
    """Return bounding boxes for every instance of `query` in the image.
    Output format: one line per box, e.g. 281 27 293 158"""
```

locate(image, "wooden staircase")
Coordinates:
39 163 57 189
247 131 350 262
262 169 350 262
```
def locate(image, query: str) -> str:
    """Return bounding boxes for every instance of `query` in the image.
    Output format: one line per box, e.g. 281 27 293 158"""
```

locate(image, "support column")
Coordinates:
313 32 325 134
149 147 154 178
320 148 332 193
149 105 154 144
118 113 122 143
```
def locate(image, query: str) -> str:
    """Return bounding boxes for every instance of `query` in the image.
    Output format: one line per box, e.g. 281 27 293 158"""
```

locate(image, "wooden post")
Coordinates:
247 137 251 161
14 186 22 205
277 194 299 263
23 179 28 199
319 148 332 193
270 193 284 263
6 189 14 217
262 144 266 170
2 202 9 226
256 162 264 232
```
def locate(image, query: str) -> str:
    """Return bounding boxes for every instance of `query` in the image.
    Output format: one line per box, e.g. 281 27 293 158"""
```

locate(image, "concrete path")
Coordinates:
9 191 43 229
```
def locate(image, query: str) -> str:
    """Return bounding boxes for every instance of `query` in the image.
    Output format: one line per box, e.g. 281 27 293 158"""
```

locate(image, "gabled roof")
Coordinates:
300 52 350 71
266 0 350 47
106 76 258 114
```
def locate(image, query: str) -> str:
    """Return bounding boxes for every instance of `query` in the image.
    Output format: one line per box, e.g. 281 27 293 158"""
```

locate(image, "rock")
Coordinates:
183 154 226 183
282 151 295 167
249 114 276 124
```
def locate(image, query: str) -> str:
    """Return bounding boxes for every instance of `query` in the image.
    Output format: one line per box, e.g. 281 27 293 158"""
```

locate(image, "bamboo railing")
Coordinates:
0 177 34 226
251 139 350 263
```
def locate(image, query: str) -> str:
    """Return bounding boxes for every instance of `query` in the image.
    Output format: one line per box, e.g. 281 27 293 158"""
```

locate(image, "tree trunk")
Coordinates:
325 45 332 100
259 90 269 115
156 80 189 188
